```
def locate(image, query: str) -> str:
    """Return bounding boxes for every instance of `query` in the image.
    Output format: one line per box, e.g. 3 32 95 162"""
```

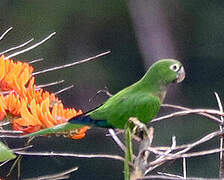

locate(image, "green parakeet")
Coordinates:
24 59 185 137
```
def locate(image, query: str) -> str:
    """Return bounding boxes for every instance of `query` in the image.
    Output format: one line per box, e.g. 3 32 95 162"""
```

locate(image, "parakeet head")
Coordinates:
142 59 185 87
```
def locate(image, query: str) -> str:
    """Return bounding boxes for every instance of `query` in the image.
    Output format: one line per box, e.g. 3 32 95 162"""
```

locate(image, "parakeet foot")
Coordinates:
128 117 149 140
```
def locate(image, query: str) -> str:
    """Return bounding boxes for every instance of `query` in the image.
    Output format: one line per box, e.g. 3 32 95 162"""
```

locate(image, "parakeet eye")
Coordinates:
170 64 179 72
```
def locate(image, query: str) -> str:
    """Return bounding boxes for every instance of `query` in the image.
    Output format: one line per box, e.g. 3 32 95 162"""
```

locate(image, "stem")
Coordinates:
124 122 133 180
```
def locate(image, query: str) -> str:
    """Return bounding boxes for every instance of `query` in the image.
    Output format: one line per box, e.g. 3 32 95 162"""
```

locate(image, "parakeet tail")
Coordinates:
69 115 112 128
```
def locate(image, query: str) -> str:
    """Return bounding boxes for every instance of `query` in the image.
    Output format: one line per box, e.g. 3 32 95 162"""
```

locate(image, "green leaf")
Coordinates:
0 142 16 162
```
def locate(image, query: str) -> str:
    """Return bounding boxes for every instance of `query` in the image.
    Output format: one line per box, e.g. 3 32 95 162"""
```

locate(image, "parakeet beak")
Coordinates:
176 66 185 83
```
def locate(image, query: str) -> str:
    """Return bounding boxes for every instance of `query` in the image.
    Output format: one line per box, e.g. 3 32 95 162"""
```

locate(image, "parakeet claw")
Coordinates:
128 117 149 140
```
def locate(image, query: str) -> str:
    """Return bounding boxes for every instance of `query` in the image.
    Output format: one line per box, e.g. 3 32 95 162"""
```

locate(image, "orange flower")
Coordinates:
0 55 88 139
70 126 89 139
0 55 33 94
24 77 60 105
13 97 88 139
4 93 23 116
0 94 6 120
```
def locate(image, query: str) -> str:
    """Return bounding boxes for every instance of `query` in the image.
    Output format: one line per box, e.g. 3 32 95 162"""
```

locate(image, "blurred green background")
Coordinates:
0 0 224 179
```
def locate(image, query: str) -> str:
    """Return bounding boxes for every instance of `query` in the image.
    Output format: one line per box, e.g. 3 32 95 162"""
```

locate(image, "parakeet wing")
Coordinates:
89 90 161 129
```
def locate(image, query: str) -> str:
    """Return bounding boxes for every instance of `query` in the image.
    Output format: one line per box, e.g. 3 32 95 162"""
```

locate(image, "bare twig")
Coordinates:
0 130 23 134
55 85 74 95
146 148 224 176
89 87 113 102
0 122 10 126
162 104 222 124
183 158 187 178
32 51 111 76
0 160 10 167
145 130 222 174
0 27 13 41
158 148 223 161
108 128 126 152
37 80 65 89
28 58 44 64
0 38 34 55
144 136 177 174
214 92 224 178
152 108 223 124
23 167 78 180
157 172 183 179
15 151 126 164
12 145 33 152
5 32 56 59
0 134 25 138
140 175 217 180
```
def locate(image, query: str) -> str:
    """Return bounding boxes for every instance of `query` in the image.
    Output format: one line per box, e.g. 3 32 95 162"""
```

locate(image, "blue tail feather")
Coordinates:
68 115 113 128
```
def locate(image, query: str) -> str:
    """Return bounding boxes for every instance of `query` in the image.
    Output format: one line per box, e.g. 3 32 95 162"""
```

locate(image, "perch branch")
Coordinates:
15 151 127 164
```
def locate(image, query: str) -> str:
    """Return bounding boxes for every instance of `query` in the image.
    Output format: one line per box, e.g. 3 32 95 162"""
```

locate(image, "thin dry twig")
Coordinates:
5 32 56 59
157 172 183 179
0 27 13 41
144 130 222 174
0 135 25 138
143 136 176 174
162 104 222 124
108 128 126 152
28 58 44 64
23 167 78 180
183 157 187 178
55 85 74 95
214 92 224 178
15 151 126 164
32 51 111 76
12 145 33 152
89 87 113 102
0 160 10 167
37 80 65 89
139 175 217 180
0 38 34 55
152 108 223 124
0 130 23 134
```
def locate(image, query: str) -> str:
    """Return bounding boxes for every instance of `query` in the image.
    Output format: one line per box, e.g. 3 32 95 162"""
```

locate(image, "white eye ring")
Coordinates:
170 64 179 72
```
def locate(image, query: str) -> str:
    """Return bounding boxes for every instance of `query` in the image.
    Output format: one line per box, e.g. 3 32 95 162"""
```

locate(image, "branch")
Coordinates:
15 151 126 164
32 51 111 76
5 32 56 59
139 175 218 180
108 128 126 152
144 130 222 174
0 27 13 41
23 167 78 180
162 104 222 124
55 85 74 95
152 108 223 124
0 38 34 55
